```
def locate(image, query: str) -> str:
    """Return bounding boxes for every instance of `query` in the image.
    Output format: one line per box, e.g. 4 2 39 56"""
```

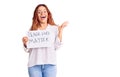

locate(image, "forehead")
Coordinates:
37 6 47 11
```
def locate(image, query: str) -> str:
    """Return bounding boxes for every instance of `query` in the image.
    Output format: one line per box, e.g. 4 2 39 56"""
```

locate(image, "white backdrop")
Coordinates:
0 0 120 77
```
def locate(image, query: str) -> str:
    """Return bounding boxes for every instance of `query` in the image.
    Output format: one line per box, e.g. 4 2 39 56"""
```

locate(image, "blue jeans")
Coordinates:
28 64 57 77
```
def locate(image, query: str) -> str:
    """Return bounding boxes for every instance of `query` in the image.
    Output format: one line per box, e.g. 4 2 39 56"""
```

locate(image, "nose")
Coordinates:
41 12 44 15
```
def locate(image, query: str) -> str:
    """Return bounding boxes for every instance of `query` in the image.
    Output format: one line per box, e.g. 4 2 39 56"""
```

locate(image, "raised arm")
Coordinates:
58 21 68 42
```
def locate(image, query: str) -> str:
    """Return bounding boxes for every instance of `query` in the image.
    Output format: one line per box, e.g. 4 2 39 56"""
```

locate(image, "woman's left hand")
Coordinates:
59 21 68 31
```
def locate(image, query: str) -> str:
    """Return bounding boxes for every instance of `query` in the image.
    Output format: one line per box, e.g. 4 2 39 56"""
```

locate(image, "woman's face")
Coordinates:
37 6 48 23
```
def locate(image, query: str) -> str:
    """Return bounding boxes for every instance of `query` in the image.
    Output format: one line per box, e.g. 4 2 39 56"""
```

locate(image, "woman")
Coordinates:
22 4 68 77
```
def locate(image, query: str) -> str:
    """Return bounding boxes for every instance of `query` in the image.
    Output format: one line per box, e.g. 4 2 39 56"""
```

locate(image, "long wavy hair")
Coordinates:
30 4 56 30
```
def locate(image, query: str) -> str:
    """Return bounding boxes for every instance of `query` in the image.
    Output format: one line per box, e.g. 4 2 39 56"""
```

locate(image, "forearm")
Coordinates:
58 30 63 42
58 21 68 42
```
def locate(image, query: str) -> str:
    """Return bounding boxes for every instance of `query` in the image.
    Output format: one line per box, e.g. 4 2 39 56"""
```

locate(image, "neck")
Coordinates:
38 22 48 30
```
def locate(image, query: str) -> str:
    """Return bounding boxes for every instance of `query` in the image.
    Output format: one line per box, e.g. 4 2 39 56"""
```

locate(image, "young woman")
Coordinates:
22 4 68 77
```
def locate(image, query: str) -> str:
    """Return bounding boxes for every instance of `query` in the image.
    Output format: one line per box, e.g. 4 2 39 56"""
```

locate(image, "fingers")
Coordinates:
64 21 69 25
59 21 68 28
61 21 69 28
22 36 28 45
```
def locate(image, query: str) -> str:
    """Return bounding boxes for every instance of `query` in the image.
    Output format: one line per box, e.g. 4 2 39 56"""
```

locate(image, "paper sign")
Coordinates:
26 30 54 48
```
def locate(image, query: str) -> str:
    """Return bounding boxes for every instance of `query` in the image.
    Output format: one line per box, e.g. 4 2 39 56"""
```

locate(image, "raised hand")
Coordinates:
59 21 68 31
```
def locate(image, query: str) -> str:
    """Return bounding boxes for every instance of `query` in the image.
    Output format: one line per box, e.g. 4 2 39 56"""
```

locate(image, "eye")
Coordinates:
44 10 47 13
38 11 41 14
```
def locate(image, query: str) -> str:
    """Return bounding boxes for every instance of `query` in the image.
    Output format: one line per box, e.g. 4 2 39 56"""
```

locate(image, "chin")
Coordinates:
40 21 47 24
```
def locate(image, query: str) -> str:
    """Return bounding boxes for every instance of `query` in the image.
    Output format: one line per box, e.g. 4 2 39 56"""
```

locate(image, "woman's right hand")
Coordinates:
22 36 28 45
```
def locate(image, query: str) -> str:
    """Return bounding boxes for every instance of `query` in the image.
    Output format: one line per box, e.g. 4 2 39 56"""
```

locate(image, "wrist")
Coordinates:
59 29 63 32
23 43 27 48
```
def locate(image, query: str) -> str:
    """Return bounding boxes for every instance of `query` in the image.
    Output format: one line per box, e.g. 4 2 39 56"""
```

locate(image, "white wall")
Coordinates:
0 0 120 77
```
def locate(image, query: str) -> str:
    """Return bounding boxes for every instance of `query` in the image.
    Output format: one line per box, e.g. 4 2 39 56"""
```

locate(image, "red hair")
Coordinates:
30 4 56 30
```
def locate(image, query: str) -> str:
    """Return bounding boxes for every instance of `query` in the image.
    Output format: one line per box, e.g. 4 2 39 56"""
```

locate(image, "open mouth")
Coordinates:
41 16 46 19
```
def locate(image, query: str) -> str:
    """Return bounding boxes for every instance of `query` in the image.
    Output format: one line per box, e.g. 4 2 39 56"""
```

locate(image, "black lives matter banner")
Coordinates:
26 30 54 48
